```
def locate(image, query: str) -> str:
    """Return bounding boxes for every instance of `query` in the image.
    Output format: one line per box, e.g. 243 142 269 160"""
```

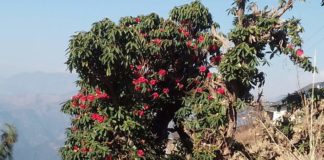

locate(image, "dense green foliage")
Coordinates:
60 1 314 159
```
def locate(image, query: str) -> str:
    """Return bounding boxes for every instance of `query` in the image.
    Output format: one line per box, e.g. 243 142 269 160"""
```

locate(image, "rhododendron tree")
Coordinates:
60 1 314 159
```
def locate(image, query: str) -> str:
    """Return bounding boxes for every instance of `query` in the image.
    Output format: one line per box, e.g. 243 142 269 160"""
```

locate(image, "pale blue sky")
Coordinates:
0 0 323 100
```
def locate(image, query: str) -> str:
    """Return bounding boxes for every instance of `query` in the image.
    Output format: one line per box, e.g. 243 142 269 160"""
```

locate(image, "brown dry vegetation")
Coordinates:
232 100 324 160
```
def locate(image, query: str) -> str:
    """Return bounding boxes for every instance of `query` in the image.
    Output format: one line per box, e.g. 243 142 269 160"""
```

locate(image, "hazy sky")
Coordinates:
0 0 323 100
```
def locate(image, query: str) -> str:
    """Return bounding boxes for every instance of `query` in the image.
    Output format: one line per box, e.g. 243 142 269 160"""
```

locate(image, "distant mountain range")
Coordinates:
0 72 77 160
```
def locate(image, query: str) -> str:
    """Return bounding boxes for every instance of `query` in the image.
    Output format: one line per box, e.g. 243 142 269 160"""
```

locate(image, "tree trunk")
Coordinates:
223 104 237 157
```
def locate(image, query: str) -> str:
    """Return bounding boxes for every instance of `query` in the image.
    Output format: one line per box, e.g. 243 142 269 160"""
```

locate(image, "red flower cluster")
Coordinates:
135 17 141 23
87 94 95 102
73 145 79 152
177 83 184 90
133 76 148 85
216 87 225 95
210 55 222 64
199 65 207 73
186 40 198 50
143 104 150 110
196 88 203 93
209 44 218 53
149 79 158 86
207 72 213 78
158 69 167 77
151 38 162 45
71 89 109 109
296 49 304 57
91 113 105 123
152 92 159 99
134 104 150 117
137 149 145 157
136 110 145 117
81 147 89 154
198 35 204 43
163 88 170 94
287 44 294 50
178 28 190 37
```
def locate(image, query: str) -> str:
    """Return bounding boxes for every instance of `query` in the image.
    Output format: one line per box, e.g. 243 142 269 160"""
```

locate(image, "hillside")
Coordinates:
0 72 77 160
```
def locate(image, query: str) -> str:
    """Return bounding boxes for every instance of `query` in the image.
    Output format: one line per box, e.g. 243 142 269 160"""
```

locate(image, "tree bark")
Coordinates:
236 0 246 26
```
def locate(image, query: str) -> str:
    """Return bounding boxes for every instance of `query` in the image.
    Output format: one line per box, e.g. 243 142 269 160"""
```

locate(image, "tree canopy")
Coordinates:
60 1 314 159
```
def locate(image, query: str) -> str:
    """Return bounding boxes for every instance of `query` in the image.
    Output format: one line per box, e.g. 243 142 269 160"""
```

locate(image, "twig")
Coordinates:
257 118 304 160
211 26 231 51
272 0 293 18
309 49 317 160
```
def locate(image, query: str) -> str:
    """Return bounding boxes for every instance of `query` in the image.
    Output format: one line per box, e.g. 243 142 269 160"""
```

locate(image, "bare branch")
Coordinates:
211 25 231 51
236 0 247 26
272 0 293 18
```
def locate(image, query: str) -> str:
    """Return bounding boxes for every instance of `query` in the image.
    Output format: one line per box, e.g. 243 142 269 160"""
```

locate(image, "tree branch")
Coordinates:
272 0 293 18
236 0 247 26
211 26 231 51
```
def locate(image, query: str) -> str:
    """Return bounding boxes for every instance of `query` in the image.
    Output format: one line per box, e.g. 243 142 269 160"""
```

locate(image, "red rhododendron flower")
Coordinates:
138 110 144 117
143 104 150 110
152 92 159 99
87 94 96 102
135 86 141 91
81 147 89 154
192 44 198 50
215 55 222 62
207 72 212 78
287 44 294 49
163 88 170 94
73 145 79 152
91 113 105 123
208 95 214 100
198 35 204 43
79 104 87 109
179 28 190 37
296 49 304 57
178 28 184 33
216 87 225 95
72 93 83 100
136 65 143 70
186 41 192 47
199 65 207 73
132 79 139 85
135 17 141 23
97 92 109 99
151 39 161 45
209 44 218 53
95 88 102 94
158 69 167 77
80 95 87 103
183 31 190 37
72 101 79 107
177 83 184 90
149 79 158 86
130 64 134 70
137 149 145 157
105 155 112 160
210 55 222 64
196 88 203 93
137 76 148 83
